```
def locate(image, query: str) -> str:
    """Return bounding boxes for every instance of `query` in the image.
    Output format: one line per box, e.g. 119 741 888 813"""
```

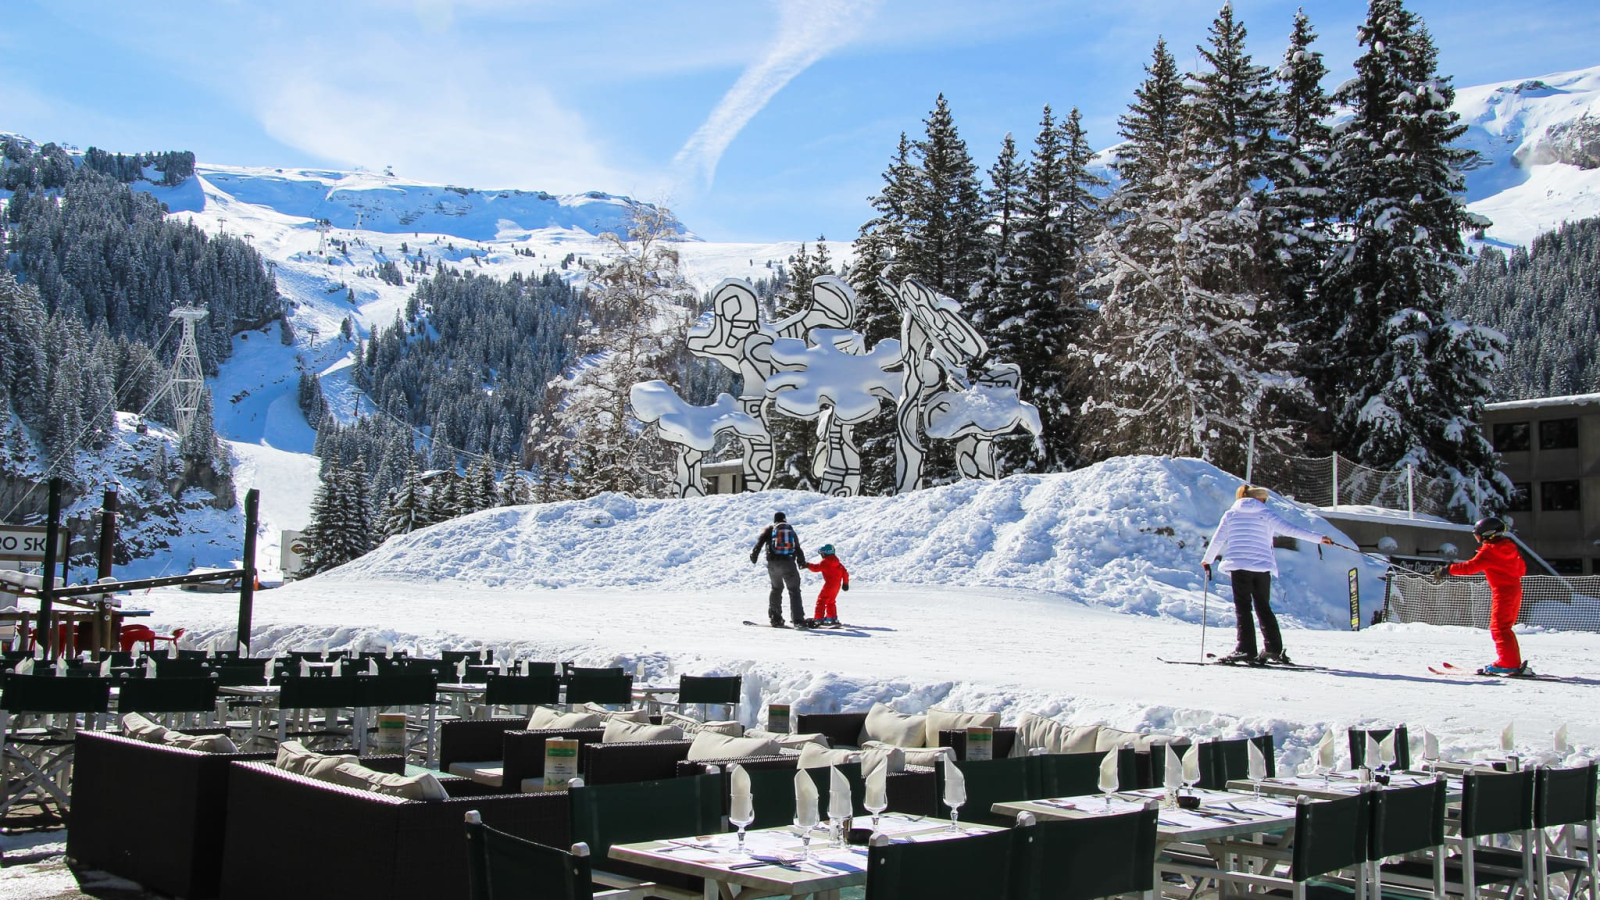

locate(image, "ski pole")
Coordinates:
1200 570 1210 663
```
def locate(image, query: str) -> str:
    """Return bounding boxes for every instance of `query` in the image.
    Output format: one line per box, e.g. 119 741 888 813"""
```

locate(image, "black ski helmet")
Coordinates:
1473 516 1508 539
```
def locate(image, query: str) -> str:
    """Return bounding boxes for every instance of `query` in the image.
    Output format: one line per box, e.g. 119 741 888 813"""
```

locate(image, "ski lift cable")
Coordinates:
2 317 181 523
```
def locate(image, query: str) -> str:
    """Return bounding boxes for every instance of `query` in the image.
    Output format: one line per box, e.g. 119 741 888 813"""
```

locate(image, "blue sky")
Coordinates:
3 0 1598 242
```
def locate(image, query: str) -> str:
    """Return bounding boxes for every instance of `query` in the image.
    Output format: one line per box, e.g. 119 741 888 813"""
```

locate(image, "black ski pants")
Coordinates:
1231 569 1282 656
767 557 805 625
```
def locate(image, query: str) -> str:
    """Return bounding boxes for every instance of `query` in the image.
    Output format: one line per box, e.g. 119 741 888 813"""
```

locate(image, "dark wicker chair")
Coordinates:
794 711 869 748
64 732 392 899
501 728 607 792
220 760 569 900
936 727 1018 761
581 739 692 785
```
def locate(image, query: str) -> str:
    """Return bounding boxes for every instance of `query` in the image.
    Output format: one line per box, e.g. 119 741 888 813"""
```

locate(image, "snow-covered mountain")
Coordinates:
1455 65 1600 246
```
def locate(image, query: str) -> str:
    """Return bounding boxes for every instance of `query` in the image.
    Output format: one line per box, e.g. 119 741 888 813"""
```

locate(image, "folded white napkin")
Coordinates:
943 757 966 809
730 764 753 824
1164 745 1183 791
1099 747 1120 794
795 769 819 828
1247 741 1267 782
828 765 852 820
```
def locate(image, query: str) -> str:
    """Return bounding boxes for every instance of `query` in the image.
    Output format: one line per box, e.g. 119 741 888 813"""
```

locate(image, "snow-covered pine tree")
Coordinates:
971 133 1028 337
1269 9 1335 353
466 455 498 513
381 467 427 541
852 134 916 347
1320 0 1506 514
303 461 374 574
1077 19 1299 472
498 470 531 507
902 95 988 304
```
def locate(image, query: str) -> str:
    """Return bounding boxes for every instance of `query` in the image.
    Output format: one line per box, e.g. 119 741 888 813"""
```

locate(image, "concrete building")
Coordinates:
1481 392 1600 575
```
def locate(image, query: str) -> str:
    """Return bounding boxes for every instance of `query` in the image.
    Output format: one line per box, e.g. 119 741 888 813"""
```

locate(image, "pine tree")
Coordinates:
852 134 916 347
381 467 427 541
303 461 374 574
902 95 988 302
1320 0 1506 514
1076 21 1300 471
972 133 1028 336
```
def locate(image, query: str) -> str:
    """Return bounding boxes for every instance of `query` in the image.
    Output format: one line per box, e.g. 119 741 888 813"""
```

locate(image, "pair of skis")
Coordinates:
1427 661 1563 682
1159 655 1325 672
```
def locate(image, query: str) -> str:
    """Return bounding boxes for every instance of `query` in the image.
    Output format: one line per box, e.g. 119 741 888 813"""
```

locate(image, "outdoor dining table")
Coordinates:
434 681 488 718
217 683 281 750
1226 770 1464 802
995 785 1301 898
608 812 1004 900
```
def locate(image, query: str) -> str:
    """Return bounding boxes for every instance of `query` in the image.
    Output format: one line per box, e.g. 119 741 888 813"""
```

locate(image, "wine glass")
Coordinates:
947 800 963 833
729 808 754 855
864 796 887 835
793 818 815 860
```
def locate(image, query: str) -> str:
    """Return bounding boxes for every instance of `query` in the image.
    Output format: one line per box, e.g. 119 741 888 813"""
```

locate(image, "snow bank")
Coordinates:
326 456 1385 629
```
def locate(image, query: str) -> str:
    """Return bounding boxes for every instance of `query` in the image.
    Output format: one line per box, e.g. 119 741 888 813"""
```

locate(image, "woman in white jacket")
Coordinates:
1201 485 1333 665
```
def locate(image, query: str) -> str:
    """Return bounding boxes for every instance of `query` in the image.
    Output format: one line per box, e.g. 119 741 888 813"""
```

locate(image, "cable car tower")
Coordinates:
140 307 209 438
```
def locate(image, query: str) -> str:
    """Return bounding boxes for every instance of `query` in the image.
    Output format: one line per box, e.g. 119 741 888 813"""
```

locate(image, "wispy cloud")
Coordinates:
672 0 881 191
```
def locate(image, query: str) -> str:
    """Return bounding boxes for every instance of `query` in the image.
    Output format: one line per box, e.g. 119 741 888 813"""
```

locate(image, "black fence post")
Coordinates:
237 489 259 653
37 477 62 660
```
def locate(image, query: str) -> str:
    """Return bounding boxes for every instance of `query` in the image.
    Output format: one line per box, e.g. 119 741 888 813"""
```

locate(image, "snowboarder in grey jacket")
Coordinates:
1200 485 1333 664
751 512 809 628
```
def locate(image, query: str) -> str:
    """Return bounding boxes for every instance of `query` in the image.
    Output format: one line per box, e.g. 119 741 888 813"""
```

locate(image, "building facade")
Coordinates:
1481 393 1600 575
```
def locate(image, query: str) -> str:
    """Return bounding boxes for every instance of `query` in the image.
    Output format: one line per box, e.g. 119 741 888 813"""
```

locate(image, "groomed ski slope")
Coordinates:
136 456 1598 771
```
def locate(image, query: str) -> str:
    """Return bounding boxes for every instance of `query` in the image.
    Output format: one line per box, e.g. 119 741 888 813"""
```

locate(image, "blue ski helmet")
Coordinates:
819 544 835 556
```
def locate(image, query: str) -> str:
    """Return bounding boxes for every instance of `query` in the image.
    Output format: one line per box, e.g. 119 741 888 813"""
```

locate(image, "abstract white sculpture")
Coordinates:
766 329 902 496
638 276 1040 497
628 383 763 498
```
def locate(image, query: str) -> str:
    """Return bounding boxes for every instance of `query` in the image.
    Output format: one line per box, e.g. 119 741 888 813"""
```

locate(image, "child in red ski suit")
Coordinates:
805 544 850 625
1442 517 1526 673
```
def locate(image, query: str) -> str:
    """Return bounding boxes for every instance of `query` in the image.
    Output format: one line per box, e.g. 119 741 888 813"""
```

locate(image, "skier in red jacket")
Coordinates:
1438 516 1527 675
804 544 850 627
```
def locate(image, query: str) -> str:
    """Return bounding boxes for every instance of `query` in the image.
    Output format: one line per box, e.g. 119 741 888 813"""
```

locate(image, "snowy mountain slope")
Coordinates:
1456 65 1600 246
328 456 1388 630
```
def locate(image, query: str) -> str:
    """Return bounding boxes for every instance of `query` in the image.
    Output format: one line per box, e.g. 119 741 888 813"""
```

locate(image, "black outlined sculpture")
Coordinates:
766 329 901 496
628 382 763 498
640 276 1039 497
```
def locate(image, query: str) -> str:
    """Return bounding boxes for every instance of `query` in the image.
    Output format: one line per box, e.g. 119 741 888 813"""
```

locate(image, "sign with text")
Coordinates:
544 738 580 791
0 526 68 563
767 703 791 734
965 726 994 761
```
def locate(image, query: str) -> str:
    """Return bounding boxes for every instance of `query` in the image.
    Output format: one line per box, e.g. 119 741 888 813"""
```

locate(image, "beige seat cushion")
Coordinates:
1011 714 1099 756
859 703 927 749
798 744 857 770
745 728 828 749
924 707 1002 747
447 761 505 788
858 742 908 774
685 730 780 761
274 740 359 780
331 762 449 800
162 730 238 753
663 711 744 737
602 719 684 743
583 702 651 724
867 741 948 768
526 706 604 731
1094 727 1182 753
121 712 168 742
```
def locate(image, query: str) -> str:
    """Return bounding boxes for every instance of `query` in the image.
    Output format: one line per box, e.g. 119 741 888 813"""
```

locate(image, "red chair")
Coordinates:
120 625 185 654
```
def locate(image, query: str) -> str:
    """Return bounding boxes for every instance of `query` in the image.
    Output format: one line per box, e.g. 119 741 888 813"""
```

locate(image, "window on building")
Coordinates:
1540 480 1581 512
1547 558 1584 576
1539 418 1579 450
1504 483 1532 512
1493 422 1531 452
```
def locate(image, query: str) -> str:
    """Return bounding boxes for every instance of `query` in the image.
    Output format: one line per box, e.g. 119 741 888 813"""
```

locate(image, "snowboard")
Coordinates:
742 620 861 633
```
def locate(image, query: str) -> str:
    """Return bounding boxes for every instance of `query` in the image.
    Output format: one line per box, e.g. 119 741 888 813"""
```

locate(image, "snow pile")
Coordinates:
1455 64 1600 245
325 455 1384 629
